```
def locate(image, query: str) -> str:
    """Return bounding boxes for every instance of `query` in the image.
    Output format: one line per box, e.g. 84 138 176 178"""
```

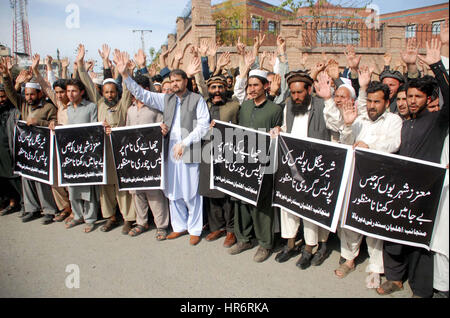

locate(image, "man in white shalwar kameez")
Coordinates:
117 53 210 246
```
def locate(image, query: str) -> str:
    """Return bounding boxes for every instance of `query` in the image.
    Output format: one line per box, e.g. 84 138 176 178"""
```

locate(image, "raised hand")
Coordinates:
116 51 130 78
276 35 286 56
236 36 246 56
208 41 219 57
31 54 40 73
401 37 418 65
112 48 121 66
86 59 95 71
61 57 70 68
216 51 231 70
358 65 372 90
185 55 201 78
342 99 358 126
314 71 332 100
16 68 33 84
199 39 209 57
253 33 266 51
98 44 111 61
134 49 147 68
418 38 442 66
76 44 85 64
326 59 340 80
269 73 281 96
149 63 157 77
344 45 361 70
45 55 53 68
244 50 256 69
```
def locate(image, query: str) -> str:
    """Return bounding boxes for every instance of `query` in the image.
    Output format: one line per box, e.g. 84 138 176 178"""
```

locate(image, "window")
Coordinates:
405 24 416 38
317 28 360 45
268 21 277 33
251 16 261 31
432 20 444 35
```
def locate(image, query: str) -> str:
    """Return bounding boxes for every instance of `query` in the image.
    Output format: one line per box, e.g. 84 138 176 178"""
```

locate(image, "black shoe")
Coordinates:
0 205 20 216
275 245 300 263
41 214 54 225
22 212 37 223
296 250 313 270
311 246 329 266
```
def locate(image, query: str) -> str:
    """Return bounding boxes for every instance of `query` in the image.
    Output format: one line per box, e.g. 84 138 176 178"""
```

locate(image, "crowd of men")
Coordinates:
0 22 448 298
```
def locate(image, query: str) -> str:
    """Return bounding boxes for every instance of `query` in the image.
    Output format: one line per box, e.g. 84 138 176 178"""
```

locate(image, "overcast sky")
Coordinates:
0 0 447 71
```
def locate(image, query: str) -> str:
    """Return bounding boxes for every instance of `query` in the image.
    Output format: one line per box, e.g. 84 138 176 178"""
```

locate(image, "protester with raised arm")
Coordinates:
76 44 136 235
378 39 449 298
0 58 58 224
118 52 210 246
31 54 73 223
271 70 332 269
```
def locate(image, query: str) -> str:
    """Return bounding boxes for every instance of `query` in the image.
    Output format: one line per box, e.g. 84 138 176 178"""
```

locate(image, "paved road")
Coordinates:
0 211 412 298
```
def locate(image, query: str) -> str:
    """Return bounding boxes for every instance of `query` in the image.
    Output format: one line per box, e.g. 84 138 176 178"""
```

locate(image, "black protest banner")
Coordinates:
342 148 446 250
211 120 273 206
272 133 353 232
13 120 53 184
110 123 163 190
54 123 106 186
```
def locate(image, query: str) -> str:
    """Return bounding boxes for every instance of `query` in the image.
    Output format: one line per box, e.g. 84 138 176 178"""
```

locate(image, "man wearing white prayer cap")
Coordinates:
75 44 136 235
0 67 58 225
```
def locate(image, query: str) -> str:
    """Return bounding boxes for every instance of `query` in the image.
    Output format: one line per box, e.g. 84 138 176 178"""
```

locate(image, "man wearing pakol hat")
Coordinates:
378 69 405 114
200 75 240 248
76 44 136 234
271 69 333 269
229 69 283 263
0 62 58 224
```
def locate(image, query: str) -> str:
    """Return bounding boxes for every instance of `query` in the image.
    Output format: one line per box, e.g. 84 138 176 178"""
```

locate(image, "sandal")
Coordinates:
84 223 96 233
156 228 167 241
64 214 74 224
100 218 118 232
128 224 148 237
334 263 355 278
65 218 84 229
54 210 71 222
376 280 403 295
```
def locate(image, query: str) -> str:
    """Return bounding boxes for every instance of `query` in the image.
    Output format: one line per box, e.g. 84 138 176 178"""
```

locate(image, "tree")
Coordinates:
212 0 246 46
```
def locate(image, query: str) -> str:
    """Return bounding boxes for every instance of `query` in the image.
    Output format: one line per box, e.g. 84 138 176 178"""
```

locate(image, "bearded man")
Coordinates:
271 70 332 269
199 75 240 248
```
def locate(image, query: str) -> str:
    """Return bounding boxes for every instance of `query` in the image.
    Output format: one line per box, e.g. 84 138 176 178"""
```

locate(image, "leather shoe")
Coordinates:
311 247 329 266
167 230 188 240
296 250 313 270
189 235 201 246
206 229 226 241
223 232 236 248
275 245 300 263
0 205 20 216
41 214 54 225
253 246 272 263
228 241 253 255
22 212 37 223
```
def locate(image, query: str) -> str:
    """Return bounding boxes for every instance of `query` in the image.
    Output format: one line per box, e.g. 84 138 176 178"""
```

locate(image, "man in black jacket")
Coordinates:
377 39 449 298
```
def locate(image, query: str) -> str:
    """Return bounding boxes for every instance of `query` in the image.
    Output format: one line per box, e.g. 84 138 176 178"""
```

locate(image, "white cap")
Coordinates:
102 78 117 86
153 82 162 86
249 69 268 80
338 78 356 99
25 82 41 91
